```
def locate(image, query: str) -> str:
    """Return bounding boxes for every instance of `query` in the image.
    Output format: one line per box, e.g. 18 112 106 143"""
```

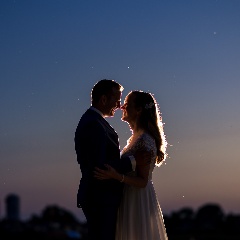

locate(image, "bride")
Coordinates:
95 90 168 240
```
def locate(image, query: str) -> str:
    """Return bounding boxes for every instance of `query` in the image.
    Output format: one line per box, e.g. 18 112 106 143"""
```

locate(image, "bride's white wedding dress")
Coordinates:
116 132 168 240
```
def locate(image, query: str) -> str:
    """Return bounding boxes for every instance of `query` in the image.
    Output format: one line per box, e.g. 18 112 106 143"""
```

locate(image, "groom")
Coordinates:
75 79 138 240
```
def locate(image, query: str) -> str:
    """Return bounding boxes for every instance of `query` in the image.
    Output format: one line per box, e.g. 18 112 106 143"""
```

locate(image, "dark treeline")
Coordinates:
164 203 240 240
1 202 240 240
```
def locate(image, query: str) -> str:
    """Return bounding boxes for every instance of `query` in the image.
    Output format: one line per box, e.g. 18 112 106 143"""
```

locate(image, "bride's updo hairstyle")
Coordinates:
130 91 167 166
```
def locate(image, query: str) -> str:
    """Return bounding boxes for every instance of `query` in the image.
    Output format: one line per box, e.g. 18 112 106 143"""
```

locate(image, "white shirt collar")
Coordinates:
90 106 104 118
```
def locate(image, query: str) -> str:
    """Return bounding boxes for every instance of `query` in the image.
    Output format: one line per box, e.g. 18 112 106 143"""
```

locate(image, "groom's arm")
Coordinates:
129 149 152 165
117 155 135 174
110 149 151 174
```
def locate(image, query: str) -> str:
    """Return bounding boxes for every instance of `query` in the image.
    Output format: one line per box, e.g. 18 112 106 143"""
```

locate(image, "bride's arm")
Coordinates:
94 164 150 188
94 151 151 188
126 163 150 188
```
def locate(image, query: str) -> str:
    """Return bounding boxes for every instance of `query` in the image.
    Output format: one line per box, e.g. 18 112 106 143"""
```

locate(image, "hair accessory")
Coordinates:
145 102 154 109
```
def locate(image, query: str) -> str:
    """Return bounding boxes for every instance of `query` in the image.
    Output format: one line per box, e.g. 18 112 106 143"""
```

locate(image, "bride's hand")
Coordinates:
94 164 119 180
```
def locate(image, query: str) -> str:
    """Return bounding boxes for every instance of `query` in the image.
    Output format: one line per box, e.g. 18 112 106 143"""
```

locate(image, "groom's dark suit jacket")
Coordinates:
75 108 132 208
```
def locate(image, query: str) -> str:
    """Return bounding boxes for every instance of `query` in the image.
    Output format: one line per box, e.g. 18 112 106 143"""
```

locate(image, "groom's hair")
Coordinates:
91 79 124 104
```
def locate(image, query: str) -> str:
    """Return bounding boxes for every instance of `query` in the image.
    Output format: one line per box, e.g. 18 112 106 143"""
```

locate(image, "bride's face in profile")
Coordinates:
121 93 138 125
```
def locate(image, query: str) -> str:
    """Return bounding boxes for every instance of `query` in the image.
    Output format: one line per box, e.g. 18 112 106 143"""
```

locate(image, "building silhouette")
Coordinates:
5 193 20 221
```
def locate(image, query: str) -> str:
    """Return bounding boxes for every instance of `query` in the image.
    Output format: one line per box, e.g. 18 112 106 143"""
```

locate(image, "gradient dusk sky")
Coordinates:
1 0 240 221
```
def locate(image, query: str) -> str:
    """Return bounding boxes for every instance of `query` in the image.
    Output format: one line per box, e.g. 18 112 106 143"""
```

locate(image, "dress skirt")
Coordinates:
115 180 168 240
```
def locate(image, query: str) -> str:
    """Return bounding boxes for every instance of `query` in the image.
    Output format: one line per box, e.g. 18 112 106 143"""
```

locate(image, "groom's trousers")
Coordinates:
81 203 119 240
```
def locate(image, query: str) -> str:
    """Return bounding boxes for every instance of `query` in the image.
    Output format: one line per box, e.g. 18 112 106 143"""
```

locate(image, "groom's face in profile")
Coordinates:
104 87 122 117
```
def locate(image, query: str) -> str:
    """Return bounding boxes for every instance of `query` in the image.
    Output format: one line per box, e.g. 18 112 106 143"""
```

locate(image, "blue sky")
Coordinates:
1 0 240 221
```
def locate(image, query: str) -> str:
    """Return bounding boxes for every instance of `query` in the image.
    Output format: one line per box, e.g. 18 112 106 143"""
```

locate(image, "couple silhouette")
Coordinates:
74 79 168 240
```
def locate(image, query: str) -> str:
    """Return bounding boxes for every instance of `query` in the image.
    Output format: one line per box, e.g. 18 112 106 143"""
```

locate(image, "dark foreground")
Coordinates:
1 203 240 240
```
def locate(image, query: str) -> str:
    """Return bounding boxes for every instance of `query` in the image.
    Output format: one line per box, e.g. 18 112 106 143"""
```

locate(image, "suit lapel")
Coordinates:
87 108 119 148
101 118 119 148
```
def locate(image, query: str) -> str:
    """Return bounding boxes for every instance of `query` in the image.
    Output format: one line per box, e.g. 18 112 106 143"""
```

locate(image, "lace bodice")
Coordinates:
117 133 168 240
121 132 157 180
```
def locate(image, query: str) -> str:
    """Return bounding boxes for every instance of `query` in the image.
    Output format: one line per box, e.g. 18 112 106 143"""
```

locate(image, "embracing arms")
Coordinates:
94 150 151 188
